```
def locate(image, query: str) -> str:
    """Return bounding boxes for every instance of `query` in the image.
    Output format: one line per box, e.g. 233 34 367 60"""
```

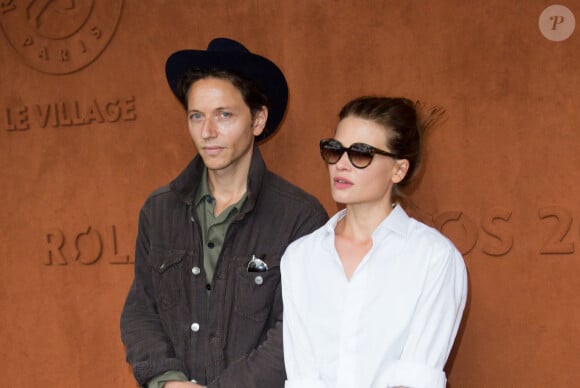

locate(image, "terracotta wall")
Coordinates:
1 1 579 386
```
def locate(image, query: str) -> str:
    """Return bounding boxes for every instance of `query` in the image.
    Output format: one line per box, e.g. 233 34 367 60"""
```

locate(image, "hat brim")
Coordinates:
165 49 288 143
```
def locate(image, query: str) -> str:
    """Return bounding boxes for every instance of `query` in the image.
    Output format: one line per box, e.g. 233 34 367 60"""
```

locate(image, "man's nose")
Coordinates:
201 119 218 139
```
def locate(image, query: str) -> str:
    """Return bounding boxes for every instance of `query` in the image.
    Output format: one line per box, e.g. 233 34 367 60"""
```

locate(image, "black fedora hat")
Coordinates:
165 37 288 142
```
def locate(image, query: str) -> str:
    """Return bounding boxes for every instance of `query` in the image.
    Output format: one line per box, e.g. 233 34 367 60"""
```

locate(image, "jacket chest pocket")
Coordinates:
233 255 281 322
148 249 186 311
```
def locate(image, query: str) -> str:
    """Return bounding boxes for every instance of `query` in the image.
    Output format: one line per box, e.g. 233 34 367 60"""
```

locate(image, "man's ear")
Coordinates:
392 159 410 184
252 106 268 136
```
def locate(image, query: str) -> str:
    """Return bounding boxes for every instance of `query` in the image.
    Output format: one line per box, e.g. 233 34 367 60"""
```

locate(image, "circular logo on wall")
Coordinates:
0 0 123 74
539 4 575 42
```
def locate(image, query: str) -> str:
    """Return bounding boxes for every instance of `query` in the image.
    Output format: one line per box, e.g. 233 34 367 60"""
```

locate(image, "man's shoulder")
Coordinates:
262 171 323 208
149 184 172 198
260 172 328 225
141 183 184 210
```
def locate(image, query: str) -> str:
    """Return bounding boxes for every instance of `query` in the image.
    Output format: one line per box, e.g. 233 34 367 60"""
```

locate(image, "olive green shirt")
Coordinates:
194 168 247 286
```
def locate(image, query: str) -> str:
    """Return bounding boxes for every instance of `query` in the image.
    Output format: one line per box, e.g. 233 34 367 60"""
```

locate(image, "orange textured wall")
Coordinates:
1 1 579 386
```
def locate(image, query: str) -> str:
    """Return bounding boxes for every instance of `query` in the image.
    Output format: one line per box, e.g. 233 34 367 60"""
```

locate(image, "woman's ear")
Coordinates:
391 159 410 184
252 106 268 136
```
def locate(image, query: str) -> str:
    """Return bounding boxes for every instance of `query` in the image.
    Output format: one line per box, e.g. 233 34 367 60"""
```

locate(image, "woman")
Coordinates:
281 96 467 388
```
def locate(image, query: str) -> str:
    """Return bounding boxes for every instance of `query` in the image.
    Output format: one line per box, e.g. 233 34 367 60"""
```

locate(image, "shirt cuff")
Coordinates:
285 378 326 388
147 370 189 388
384 360 446 388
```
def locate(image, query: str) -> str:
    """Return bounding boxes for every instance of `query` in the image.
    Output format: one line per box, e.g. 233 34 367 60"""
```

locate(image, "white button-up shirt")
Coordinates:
281 205 467 388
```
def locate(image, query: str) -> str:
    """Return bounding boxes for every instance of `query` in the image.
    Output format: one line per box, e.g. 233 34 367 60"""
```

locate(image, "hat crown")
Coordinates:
207 38 249 53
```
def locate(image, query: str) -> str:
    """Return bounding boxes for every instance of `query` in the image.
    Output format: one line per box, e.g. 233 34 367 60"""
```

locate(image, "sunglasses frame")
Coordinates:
319 138 399 169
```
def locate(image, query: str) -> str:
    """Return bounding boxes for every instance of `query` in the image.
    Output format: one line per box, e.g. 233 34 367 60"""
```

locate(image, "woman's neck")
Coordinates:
334 201 395 281
337 201 395 241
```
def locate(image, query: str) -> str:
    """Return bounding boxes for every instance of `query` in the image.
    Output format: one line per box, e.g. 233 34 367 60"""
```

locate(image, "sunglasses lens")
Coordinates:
348 144 373 168
320 140 343 164
247 256 268 272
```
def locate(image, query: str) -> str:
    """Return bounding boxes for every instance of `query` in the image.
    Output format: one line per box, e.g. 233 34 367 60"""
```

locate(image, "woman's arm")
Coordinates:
382 242 468 388
281 249 327 388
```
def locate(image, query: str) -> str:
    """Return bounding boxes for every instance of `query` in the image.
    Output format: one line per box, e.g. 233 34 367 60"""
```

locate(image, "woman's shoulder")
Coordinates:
281 218 334 270
406 216 462 258
287 223 328 252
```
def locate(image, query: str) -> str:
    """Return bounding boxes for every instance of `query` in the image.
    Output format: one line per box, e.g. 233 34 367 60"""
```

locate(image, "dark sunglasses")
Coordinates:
319 138 398 169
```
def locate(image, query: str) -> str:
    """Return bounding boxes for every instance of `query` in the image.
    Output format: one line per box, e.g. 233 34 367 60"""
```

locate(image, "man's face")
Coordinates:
186 77 267 174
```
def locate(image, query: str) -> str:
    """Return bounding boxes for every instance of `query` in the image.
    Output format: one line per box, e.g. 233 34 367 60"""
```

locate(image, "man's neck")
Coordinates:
207 163 250 216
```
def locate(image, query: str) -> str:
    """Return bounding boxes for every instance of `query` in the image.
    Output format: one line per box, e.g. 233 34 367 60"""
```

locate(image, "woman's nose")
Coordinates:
335 151 351 170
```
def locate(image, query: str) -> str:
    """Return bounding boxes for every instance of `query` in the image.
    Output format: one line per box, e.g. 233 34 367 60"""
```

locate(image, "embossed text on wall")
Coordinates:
0 0 124 74
45 224 133 265
2 96 137 131
423 205 578 257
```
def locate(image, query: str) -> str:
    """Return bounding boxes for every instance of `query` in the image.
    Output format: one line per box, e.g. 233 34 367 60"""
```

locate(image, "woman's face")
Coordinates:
328 115 408 207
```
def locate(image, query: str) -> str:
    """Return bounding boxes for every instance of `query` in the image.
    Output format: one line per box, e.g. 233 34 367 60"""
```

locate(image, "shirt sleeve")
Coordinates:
147 370 189 388
281 246 327 388
382 242 468 388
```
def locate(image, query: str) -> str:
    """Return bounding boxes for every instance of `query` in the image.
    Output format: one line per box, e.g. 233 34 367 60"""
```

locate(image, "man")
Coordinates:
120 38 328 388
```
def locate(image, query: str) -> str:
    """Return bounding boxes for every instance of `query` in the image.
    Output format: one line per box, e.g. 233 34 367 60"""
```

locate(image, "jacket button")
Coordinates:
192 266 201 275
254 276 263 286
190 322 200 332
159 263 166 271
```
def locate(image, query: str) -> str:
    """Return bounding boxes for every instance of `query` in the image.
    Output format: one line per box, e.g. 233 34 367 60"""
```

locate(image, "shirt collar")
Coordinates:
194 168 212 207
323 204 410 239
373 204 410 239
194 167 248 215
170 143 266 208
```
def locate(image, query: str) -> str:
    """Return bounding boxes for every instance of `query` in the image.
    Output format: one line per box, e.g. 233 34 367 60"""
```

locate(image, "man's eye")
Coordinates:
220 111 232 118
189 112 202 120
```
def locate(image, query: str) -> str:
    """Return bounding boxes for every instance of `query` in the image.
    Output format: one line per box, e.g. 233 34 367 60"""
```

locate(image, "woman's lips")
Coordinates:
333 176 353 189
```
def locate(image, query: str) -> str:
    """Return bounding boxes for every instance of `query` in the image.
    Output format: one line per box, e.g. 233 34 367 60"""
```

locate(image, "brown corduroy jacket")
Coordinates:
120 146 328 387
